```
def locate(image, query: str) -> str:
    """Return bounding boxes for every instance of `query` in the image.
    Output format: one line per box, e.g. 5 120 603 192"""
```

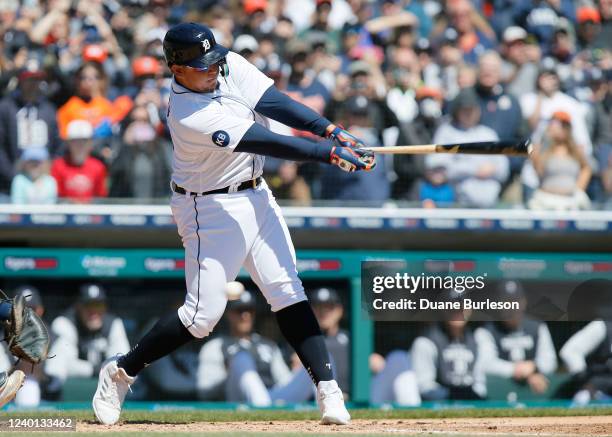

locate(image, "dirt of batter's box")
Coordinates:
77 415 612 435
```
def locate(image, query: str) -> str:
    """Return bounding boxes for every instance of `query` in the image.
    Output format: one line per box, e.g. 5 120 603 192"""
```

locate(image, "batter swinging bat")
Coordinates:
361 139 532 156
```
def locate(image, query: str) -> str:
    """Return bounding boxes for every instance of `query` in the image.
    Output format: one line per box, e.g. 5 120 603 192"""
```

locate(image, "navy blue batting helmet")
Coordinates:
163 23 229 70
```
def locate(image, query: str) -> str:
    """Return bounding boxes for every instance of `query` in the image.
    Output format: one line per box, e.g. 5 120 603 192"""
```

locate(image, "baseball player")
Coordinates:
475 281 557 394
93 22 376 426
559 320 612 404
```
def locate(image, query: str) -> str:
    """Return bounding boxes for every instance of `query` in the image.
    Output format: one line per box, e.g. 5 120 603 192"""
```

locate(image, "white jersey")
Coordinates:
167 51 274 192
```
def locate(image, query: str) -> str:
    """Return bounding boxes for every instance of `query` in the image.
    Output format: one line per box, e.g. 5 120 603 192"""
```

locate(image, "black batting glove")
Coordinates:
330 146 376 172
325 124 367 149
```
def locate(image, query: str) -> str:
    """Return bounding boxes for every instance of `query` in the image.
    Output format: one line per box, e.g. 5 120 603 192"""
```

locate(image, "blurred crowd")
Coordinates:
0 0 610 209
1 281 611 407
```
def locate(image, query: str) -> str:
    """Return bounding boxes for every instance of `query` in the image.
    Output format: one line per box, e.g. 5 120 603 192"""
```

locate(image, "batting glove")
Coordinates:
330 146 376 172
325 124 366 149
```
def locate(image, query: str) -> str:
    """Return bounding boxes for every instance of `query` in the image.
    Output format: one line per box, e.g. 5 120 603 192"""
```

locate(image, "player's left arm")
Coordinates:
255 86 365 148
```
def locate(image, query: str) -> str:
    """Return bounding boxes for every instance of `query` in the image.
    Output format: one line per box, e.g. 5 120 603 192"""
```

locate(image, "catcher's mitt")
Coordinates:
2 290 50 365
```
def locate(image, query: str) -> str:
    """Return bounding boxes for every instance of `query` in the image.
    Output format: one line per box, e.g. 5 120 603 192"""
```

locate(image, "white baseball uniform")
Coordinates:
167 51 306 338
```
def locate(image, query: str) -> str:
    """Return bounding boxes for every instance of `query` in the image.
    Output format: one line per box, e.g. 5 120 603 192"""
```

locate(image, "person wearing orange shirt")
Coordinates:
56 62 132 140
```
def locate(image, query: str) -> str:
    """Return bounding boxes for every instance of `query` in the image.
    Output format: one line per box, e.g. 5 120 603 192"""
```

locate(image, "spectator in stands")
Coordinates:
576 6 602 51
0 58 60 194
431 88 509 207
320 95 391 203
442 0 496 65
560 319 612 405
417 155 455 208
51 120 108 203
266 161 312 206
392 86 444 200
11 148 57 204
528 111 592 210
501 26 540 98
129 56 168 138
285 39 331 116
411 303 486 401
46 284 130 393
56 62 132 141
475 280 557 395
436 28 465 101
475 51 524 143
592 0 612 49
520 59 593 158
513 0 574 53
327 60 395 144
109 105 172 199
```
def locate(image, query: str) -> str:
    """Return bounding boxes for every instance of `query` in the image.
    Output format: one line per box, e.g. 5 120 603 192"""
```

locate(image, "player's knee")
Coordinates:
269 289 307 312
178 305 225 339
186 318 220 338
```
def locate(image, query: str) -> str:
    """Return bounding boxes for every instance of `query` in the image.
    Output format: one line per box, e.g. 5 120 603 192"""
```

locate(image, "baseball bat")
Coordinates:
361 139 532 156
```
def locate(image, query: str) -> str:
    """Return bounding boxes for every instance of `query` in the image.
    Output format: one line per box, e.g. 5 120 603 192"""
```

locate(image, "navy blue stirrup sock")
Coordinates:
275 301 334 384
118 312 194 377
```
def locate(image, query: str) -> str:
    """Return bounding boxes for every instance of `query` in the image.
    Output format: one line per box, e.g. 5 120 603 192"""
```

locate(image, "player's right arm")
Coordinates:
236 123 375 172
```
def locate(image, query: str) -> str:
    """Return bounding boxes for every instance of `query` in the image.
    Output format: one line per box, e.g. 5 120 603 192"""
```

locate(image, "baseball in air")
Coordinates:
225 281 245 300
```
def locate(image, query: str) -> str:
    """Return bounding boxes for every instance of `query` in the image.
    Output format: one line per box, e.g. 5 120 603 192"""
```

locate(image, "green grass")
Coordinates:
1 406 612 423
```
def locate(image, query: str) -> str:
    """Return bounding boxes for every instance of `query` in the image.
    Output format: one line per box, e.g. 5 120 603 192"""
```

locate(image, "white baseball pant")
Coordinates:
170 181 306 338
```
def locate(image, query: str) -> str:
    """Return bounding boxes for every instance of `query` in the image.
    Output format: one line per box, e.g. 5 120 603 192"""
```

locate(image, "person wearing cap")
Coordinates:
45 284 129 391
410 302 487 401
233 34 262 67
0 55 60 194
430 88 509 208
10 148 57 204
285 38 331 115
50 119 108 203
576 6 602 51
501 26 540 98
475 280 557 395
528 110 592 210
242 0 275 39
196 290 294 405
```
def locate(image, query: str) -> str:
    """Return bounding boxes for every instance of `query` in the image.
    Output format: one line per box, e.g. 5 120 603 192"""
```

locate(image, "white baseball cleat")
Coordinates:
0 370 25 408
317 380 351 425
92 357 135 425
